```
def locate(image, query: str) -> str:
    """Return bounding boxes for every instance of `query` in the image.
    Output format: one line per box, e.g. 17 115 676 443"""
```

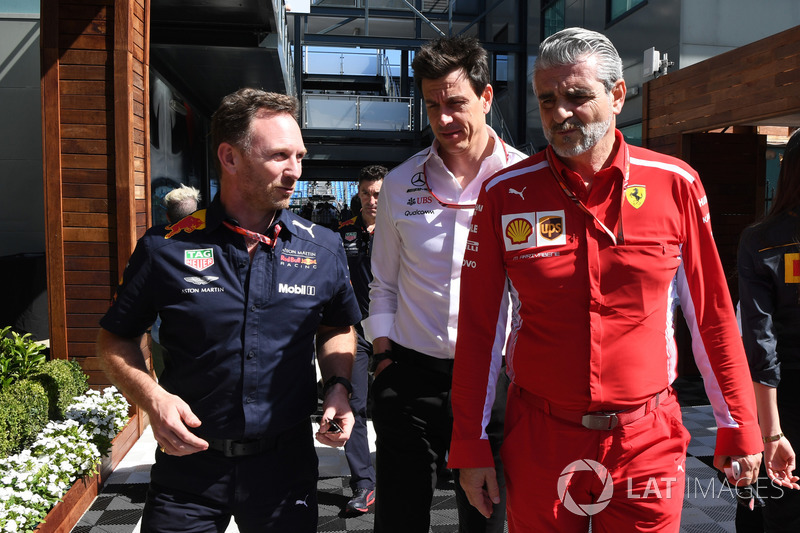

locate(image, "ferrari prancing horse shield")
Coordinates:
625 185 646 209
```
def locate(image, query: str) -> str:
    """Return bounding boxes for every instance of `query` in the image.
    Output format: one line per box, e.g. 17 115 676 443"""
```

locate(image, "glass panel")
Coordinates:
619 122 642 147
305 96 358 129
359 99 410 131
496 55 508 82
304 95 411 130
542 0 565 39
306 50 344 75
341 53 378 76
609 0 645 21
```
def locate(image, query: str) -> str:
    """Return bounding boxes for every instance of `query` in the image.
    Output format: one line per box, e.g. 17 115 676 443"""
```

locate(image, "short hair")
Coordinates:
766 128 800 219
411 35 490 97
358 164 388 186
210 88 300 176
534 27 624 94
163 184 201 223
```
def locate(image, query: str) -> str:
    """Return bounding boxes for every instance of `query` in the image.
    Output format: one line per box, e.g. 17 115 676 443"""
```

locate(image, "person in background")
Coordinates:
164 184 201 224
150 184 202 378
336 164 387 514
450 27 762 532
312 200 340 230
97 88 361 532
365 35 526 532
737 128 800 532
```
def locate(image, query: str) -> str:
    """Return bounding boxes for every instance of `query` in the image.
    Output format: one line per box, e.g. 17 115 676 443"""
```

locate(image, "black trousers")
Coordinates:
371 342 508 533
736 369 800 533
142 421 318 533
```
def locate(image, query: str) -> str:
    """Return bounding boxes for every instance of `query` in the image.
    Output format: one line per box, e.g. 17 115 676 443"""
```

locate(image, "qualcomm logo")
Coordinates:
557 459 614 516
278 283 316 296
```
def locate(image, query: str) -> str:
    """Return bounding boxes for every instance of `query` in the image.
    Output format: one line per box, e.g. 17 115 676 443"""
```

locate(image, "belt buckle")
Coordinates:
221 440 238 458
582 412 619 430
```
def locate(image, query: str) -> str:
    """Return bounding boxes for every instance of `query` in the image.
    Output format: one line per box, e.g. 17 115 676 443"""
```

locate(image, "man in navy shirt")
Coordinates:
336 164 386 513
97 88 361 532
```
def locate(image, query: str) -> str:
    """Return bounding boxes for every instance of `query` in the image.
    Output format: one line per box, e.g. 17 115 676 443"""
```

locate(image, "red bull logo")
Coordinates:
165 211 206 239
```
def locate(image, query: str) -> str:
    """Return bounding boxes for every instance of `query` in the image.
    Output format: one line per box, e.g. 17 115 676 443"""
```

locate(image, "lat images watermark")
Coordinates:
557 459 614 516
557 459 786 516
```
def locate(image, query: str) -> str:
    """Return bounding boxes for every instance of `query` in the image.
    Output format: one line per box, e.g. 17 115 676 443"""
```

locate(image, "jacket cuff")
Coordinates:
714 425 764 458
447 439 495 469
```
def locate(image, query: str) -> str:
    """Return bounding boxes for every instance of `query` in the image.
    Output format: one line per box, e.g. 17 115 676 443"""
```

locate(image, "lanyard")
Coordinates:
545 145 629 246
223 220 282 248
423 137 510 209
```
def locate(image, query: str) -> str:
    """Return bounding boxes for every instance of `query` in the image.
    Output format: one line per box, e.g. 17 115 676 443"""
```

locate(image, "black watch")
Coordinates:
322 376 353 398
370 351 393 372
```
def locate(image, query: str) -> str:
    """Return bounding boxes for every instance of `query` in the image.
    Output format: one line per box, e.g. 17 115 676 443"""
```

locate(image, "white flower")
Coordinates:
4 519 18 532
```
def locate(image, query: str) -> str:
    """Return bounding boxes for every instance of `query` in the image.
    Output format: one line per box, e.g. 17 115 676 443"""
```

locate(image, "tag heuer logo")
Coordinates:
185 249 214 271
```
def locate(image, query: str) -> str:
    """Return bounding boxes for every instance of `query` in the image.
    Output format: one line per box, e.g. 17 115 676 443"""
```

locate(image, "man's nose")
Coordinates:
438 108 455 125
552 101 573 124
285 157 302 178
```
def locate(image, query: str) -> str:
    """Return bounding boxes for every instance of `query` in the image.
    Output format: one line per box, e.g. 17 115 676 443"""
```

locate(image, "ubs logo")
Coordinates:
539 215 563 241
407 196 434 206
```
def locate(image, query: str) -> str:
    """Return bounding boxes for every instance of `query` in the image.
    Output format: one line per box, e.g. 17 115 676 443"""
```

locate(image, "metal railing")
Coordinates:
303 93 412 131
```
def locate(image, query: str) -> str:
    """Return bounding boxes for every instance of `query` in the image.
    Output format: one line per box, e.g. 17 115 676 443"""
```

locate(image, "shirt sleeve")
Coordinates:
676 173 762 458
99 236 158 338
449 184 509 469
363 176 401 342
737 227 780 387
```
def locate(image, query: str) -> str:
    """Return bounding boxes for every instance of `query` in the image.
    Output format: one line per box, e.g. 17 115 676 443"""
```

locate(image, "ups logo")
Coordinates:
539 215 563 241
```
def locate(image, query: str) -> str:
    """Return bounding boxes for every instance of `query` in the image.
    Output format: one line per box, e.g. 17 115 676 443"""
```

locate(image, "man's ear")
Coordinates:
611 79 626 115
217 142 239 175
481 83 494 114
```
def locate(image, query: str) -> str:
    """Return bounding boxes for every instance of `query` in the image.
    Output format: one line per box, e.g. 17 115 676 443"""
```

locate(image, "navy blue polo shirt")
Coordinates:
100 195 361 440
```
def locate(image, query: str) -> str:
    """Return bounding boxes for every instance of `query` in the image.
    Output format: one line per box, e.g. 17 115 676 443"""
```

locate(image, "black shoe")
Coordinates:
346 487 375 513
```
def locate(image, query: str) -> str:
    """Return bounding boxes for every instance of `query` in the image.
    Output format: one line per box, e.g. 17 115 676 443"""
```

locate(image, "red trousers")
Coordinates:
501 385 690 532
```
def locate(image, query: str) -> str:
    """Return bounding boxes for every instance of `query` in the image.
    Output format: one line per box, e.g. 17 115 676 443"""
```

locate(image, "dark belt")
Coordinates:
515 385 671 430
390 342 454 374
206 420 307 457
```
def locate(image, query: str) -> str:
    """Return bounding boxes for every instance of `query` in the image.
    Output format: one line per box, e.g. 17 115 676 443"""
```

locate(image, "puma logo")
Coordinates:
292 220 316 238
509 187 526 200
295 494 309 507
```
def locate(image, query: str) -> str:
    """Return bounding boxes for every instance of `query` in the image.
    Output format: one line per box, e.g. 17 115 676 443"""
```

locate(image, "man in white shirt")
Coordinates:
364 35 526 533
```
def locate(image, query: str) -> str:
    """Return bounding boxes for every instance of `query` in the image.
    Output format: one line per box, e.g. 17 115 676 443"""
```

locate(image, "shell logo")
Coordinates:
505 218 533 245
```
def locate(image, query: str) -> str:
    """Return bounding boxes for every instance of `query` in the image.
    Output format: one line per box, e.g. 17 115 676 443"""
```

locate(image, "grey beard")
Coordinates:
545 115 612 158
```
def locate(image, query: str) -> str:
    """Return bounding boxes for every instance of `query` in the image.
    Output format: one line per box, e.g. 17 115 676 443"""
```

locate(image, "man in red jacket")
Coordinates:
449 27 763 532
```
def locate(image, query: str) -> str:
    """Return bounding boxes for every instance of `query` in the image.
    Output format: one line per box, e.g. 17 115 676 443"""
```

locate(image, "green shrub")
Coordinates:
29 359 89 419
0 379 48 458
0 326 47 390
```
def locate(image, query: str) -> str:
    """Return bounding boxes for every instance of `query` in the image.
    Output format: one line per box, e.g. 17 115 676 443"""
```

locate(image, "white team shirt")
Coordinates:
364 126 526 359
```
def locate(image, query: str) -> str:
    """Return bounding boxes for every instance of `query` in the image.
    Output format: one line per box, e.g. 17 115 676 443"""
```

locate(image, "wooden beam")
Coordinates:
41 0 68 359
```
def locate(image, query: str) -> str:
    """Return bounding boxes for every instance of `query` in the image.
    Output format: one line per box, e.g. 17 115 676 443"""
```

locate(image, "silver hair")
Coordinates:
163 184 201 223
534 27 623 94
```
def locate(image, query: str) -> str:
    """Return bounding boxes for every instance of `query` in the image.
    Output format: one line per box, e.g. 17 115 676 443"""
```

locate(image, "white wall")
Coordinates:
0 13 44 256
680 0 800 68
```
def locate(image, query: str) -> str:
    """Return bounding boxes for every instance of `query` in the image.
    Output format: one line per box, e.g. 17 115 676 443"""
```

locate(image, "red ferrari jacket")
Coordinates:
450 131 762 468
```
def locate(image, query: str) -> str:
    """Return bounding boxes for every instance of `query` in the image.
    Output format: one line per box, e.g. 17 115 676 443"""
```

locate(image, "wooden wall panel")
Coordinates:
41 0 150 395
644 25 800 148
